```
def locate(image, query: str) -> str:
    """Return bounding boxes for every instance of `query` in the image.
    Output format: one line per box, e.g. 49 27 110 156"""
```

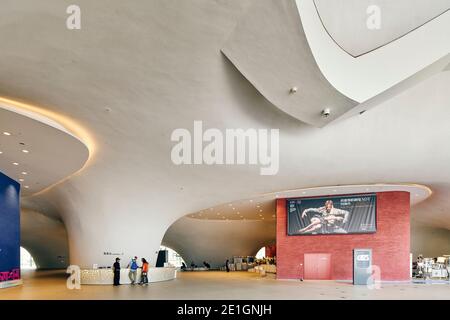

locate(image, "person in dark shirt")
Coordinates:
203 261 211 269
225 259 230 272
113 258 121 286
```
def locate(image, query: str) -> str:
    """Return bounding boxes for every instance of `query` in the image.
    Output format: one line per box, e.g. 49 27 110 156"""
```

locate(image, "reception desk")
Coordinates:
80 267 177 285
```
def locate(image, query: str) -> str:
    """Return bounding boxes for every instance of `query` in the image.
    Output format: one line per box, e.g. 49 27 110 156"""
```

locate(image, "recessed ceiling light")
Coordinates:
19 179 24 182
22 150 29 153
21 172 27 175
232 207 235 210
3 132 11 136
0 151 2 154
259 209 263 212
249 200 253 203
13 162 19 166
24 186 29 189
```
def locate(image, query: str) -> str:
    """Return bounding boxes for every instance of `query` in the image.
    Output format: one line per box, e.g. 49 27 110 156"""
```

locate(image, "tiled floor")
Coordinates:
0 270 449 300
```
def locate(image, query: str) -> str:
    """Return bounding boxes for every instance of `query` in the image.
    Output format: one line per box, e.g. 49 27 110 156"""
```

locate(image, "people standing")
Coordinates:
140 258 149 285
225 259 230 272
127 256 139 284
113 257 121 286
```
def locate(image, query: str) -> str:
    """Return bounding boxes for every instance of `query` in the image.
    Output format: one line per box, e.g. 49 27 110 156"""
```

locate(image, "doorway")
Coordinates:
304 253 331 280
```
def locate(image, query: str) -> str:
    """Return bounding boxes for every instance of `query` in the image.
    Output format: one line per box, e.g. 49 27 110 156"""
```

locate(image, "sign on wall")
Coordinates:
287 194 377 235
0 171 21 286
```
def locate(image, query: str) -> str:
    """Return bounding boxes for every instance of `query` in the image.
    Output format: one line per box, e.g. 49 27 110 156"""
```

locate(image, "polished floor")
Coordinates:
1 270 449 300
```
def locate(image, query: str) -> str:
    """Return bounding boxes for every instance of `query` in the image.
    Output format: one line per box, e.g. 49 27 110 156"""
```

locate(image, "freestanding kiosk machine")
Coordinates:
353 249 372 285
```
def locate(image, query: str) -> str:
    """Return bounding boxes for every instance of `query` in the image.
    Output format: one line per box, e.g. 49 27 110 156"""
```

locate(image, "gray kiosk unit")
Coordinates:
353 249 372 285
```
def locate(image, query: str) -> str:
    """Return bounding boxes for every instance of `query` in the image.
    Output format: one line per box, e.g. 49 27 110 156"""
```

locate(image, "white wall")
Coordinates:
411 219 450 259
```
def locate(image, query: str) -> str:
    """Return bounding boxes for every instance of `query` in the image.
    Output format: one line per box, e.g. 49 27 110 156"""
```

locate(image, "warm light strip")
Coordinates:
0 96 96 196
186 183 432 220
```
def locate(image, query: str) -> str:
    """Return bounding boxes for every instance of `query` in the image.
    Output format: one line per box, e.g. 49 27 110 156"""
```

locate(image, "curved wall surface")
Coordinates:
276 192 411 281
21 209 69 269
162 217 276 268
410 220 450 260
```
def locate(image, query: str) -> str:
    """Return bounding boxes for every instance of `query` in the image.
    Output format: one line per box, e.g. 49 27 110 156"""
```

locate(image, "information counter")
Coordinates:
80 267 177 285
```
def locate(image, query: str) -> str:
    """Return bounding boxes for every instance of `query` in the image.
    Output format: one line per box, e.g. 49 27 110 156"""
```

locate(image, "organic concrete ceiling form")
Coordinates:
223 0 450 126
0 0 449 268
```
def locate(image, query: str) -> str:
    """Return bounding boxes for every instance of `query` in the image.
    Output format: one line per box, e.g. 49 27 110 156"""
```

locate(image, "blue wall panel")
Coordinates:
0 171 20 283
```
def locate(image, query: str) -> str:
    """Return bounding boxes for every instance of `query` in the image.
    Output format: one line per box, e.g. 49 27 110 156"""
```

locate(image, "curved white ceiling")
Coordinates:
0 101 89 196
298 0 450 103
0 0 449 268
313 0 450 57
187 183 431 221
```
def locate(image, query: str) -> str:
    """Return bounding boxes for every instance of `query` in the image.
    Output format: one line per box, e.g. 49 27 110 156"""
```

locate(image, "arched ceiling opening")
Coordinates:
0 99 90 196
313 0 450 57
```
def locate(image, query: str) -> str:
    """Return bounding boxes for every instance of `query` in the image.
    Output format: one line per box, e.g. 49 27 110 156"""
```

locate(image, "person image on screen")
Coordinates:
298 200 350 234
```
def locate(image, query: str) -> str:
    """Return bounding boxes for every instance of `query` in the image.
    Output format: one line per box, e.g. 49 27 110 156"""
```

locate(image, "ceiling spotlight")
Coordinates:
22 150 29 153
0 151 2 154
3 132 11 136
322 108 331 118
13 162 19 166
249 200 253 203
289 87 298 94
21 172 27 175
259 209 263 212
24 186 29 189
19 179 24 182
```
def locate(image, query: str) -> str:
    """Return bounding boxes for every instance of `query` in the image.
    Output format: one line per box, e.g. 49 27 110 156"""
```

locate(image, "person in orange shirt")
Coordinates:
140 258 149 285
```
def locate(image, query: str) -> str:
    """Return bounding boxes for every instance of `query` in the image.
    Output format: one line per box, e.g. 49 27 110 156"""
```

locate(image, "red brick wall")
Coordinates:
276 192 410 281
